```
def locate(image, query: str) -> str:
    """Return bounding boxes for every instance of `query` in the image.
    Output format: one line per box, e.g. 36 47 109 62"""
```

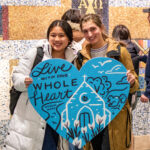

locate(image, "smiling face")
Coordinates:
81 20 104 49
49 26 70 53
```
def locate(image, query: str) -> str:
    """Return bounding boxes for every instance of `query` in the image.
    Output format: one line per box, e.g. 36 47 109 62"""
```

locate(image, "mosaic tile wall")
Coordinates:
1 6 8 40
0 0 150 149
0 40 47 148
132 98 150 135
72 0 109 33
0 6 2 37
0 6 8 40
8 5 74 40
135 40 150 55
109 7 150 39
0 0 60 6
108 0 150 39
109 0 150 7
132 68 150 136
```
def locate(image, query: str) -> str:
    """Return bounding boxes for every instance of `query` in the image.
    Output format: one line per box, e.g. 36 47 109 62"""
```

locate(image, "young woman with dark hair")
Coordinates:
3 20 78 150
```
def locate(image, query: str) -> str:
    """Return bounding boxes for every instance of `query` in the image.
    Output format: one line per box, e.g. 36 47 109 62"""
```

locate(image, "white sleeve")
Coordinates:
12 47 37 92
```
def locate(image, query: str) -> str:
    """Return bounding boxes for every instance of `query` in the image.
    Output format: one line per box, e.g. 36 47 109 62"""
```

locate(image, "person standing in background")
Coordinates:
112 24 147 109
140 8 150 103
112 24 147 76
61 9 85 53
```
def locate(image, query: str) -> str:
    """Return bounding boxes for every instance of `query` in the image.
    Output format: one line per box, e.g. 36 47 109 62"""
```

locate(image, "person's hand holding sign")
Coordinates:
24 77 33 88
127 70 135 87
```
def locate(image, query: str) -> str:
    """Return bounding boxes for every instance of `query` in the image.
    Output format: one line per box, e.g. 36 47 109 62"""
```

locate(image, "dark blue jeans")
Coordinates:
91 126 110 150
42 124 59 150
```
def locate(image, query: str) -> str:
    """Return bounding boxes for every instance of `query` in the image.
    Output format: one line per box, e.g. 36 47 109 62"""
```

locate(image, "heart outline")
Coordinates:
28 57 130 148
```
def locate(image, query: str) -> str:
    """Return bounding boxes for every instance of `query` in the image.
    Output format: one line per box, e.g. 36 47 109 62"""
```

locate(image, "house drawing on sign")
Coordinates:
61 75 111 142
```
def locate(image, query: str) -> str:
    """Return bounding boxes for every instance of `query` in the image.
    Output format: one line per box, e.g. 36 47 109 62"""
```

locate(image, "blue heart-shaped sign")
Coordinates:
28 57 130 148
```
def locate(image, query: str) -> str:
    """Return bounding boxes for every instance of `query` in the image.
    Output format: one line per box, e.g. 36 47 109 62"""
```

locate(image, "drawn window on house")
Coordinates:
78 105 95 127
79 112 91 127
80 92 91 104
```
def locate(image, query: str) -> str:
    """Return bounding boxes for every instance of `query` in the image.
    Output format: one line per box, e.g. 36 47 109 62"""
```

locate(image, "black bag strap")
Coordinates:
77 51 83 66
106 45 121 61
31 47 44 70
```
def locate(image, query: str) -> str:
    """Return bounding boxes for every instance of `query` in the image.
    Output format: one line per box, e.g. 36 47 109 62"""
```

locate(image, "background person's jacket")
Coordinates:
144 50 150 99
122 40 147 75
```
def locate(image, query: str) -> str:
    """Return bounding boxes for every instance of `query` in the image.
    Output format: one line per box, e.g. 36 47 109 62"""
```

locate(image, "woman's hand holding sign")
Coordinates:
127 70 135 87
28 58 130 148
24 77 33 88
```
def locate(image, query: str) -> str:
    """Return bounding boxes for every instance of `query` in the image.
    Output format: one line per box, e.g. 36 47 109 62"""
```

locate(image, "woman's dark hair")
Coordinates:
61 9 81 23
47 20 73 45
112 24 131 41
